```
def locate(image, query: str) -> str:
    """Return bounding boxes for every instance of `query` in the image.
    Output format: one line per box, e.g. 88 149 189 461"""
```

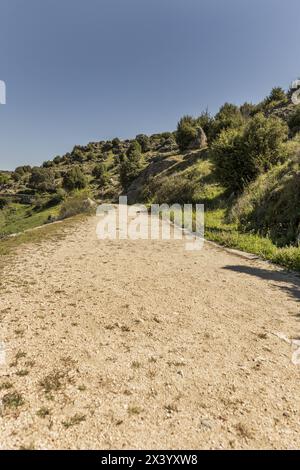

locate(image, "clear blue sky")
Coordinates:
0 0 299 170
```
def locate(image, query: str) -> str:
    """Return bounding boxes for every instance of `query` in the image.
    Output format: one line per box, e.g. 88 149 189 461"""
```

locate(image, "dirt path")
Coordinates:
0 210 300 449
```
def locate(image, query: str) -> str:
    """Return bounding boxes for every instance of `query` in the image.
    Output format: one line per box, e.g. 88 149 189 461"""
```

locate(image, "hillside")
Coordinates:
1 82 300 269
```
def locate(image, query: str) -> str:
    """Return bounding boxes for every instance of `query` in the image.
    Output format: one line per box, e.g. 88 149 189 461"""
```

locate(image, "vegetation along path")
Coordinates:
0 210 300 449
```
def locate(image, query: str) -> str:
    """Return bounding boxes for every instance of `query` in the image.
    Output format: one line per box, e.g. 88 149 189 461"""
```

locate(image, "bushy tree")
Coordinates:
0 197 8 209
62 167 87 191
136 134 151 153
212 113 288 192
196 111 214 143
53 155 63 165
212 103 244 139
71 148 85 163
240 102 256 119
176 116 198 151
0 173 10 186
119 140 142 188
112 137 121 147
92 163 108 186
265 87 287 105
42 160 54 168
12 165 32 181
29 167 56 192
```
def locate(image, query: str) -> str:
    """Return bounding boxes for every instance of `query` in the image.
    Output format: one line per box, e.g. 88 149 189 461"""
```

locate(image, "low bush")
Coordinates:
59 193 94 220
63 167 87 191
212 113 289 192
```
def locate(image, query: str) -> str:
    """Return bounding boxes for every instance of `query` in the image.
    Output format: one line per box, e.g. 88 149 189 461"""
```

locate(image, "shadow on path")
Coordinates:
223 265 300 309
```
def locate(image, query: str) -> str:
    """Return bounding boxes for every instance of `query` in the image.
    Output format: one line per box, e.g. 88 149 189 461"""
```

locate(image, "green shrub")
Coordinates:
0 197 8 209
264 87 287 105
92 163 108 185
42 160 54 168
145 175 197 205
212 103 244 139
196 111 215 143
59 193 94 220
136 134 151 153
230 147 300 246
12 165 31 182
29 167 56 192
62 167 87 191
288 106 300 136
53 155 63 165
119 141 142 188
212 113 288 192
176 116 198 151
0 173 10 186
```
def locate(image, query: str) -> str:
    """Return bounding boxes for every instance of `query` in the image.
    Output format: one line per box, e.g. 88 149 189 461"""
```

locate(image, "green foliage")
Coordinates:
212 113 288 192
71 147 85 163
53 155 63 165
92 163 108 186
0 173 10 186
126 140 142 158
12 165 31 182
42 160 54 168
176 115 198 151
265 87 287 105
112 137 121 147
0 197 8 209
63 167 87 191
196 111 214 143
240 102 256 119
136 134 151 153
230 144 300 246
212 103 244 139
288 106 300 136
59 192 94 220
119 140 142 188
145 174 197 205
29 167 56 192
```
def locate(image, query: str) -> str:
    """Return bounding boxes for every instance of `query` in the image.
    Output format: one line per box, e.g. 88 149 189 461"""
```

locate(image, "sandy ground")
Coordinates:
0 209 300 450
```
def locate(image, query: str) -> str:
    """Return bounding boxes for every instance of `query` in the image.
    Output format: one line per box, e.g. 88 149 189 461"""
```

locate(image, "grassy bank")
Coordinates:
0 203 61 237
205 209 300 272
0 214 87 263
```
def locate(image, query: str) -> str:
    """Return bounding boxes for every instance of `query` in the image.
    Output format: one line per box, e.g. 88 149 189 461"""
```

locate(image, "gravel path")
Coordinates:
0 211 300 449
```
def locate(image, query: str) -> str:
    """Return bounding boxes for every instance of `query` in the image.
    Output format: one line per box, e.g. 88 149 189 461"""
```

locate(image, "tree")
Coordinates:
119 140 142 188
29 167 56 192
176 116 198 151
92 163 108 186
212 103 244 139
62 167 87 191
42 160 54 168
136 134 151 153
0 173 10 186
196 111 214 143
212 113 288 192
265 87 287 105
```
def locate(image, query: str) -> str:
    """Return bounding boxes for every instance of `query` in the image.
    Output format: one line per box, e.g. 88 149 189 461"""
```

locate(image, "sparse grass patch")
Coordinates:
39 371 65 393
0 214 86 266
36 407 51 418
3 391 24 409
15 369 29 377
131 361 141 369
127 405 143 416
0 381 13 391
62 413 86 428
